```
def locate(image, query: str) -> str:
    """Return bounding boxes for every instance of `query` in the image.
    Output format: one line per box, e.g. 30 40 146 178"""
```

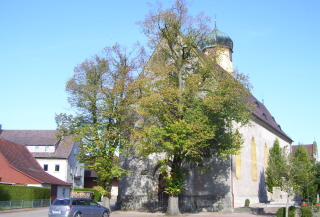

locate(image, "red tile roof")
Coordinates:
0 138 71 186
291 143 317 160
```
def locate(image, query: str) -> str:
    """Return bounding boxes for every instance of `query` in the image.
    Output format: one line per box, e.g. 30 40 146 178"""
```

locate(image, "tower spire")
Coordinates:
214 14 217 29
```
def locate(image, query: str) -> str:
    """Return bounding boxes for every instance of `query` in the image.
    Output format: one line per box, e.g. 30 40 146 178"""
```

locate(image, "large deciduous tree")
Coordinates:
55 43 145 208
132 0 253 215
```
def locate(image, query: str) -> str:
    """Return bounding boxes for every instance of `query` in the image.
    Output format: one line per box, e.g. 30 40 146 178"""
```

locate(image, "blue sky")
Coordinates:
1 0 319 148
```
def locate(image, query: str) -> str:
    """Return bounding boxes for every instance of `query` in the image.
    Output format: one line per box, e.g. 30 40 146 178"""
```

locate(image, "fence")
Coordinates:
0 199 51 210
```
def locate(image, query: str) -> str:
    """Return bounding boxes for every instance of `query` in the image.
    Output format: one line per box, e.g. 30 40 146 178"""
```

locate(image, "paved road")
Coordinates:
0 207 276 217
0 200 277 217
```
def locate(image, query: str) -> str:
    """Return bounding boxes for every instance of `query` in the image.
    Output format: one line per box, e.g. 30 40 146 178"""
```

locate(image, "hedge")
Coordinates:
0 185 50 201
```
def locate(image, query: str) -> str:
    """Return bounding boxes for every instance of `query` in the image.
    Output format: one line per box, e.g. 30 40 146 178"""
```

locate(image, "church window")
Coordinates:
251 137 257 181
235 152 242 179
264 144 268 170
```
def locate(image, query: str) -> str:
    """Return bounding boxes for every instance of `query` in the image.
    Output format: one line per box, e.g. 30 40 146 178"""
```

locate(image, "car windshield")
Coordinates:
52 199 70 205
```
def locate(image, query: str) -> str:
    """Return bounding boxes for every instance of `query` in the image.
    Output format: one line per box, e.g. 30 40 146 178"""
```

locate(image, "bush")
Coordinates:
73 188 102 202
300 206 313 217
245 199 250 207
0 185 50 201
313 204 320 212
276 206 296 217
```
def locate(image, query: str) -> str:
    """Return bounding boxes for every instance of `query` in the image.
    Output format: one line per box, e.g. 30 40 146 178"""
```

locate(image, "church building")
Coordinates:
117 24 293 212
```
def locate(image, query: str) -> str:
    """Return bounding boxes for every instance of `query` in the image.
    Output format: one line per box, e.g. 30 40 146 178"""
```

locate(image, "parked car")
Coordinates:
48 197 110 217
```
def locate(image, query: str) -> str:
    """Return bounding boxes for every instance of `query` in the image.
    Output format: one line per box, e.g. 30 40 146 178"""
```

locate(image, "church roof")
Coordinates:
249 95 292 142
199 25 233 51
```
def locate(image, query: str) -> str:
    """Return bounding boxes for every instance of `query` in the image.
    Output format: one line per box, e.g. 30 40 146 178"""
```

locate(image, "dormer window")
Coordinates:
262 113 267 121
254 102 260 108
277 125 282 131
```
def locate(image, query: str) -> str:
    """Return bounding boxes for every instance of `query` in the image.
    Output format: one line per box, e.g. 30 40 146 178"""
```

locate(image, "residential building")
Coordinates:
0 129 84 189
291 141 318 161
0 138 71 201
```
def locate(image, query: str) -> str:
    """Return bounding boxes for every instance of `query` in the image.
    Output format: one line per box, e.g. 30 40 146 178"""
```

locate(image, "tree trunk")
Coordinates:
102 195 111 211
285 194 289 217
166 195 181 216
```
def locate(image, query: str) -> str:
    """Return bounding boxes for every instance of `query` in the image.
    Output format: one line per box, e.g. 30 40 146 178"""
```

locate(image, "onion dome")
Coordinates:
199 23 233 52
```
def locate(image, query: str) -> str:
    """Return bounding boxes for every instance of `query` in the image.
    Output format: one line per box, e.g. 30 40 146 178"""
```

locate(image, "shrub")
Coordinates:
245 199 250 207
276 206 296 217
313 204 320 212
0 185 50 201
300 206 312 217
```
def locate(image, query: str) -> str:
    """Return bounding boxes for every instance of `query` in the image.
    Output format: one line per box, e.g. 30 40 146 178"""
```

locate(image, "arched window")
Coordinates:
235 152 242 179
251 137 257 181
264 143 268 170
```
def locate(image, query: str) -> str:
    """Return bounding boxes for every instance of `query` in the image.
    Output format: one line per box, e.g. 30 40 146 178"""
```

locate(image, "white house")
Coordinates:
0 138 71 201
0 129 84 189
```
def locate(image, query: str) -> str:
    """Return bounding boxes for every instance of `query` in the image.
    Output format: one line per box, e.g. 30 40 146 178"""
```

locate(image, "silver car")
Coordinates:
48 197 110 217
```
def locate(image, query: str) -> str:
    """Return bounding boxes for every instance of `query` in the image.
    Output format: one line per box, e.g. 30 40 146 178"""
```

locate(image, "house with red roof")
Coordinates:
0 129 84 189
291 141 318 161
0 138 71 201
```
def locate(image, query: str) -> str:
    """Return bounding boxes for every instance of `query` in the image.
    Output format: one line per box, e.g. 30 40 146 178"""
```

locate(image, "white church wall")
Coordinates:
232 119 291 207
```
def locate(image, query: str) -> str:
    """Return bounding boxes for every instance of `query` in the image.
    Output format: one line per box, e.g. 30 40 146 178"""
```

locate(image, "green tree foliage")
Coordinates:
265 139 287 192
266 142 317 216
132 0 253 215
314 162 320 199
55 43 145 208
291 145 316 203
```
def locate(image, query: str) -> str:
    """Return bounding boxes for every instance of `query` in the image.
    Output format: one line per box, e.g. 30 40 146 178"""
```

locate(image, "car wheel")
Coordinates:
75 212 83 217
102 211 109 217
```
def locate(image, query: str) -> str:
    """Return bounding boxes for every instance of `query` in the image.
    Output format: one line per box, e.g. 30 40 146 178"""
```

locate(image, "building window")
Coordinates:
235 152 242 179
45 146 49 152
44 164 48 171
254 101 260 108
35 146 39 152
264 143 268 170
55 164 60 172
251 137 257 181
262 113 267 121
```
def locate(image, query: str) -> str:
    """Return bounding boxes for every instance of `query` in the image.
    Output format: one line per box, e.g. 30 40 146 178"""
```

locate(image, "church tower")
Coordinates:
199 21 234 73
